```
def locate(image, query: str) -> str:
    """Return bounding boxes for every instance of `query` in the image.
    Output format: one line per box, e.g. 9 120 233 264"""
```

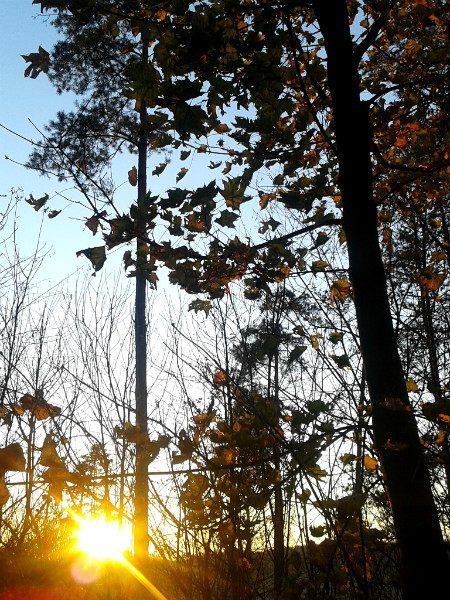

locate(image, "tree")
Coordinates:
26 0 450 596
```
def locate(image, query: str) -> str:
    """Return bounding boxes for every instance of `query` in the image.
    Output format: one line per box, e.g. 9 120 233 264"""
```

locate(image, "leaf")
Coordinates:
336 492 368 517
288 345 307 364
22 46 49 78
128 166 138 186
215 209 239 228
310 525 327 538
214 123 230 134
405 378 418 392
214 370 227 385
152 162 168 176
39 434 62 468
340 453 357 465
85 211 107 235
25 193 49 211
0 475 9 507
314 231 329 247
208 161 222 169
363 456 378 471
188 299 211 316
76 246 106 272
296 489 311 503
329 354 351 369
311 260 328 273
180 150 191 161
0 443 26 473
176 167 188 182
328 332 343 345
330 279 351 304
172 452 191 465
48 210 61 219
219 177 250 210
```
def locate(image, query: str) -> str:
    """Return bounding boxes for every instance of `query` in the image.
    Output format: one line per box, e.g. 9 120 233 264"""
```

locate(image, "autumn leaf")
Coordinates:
39 434 62 468
76 246 107 272
310 525 327 538
128 166 138 186
28 401 60 420
176 167 188 182
405 378 418 392
0 475 9 507
330 279 351 304
22 46 49 78
328 332 343 345
152 162 168 176
85 211 107 235
25 193 49 211
188 299 211 316
0 443 26 473
214 370 227 385
311 260 328 273
363 456 378 471
48 210 61 219
414 267 446 295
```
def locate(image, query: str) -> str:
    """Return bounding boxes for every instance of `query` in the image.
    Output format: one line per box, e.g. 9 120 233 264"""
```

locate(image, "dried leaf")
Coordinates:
128 166 138 186
0 443 26 473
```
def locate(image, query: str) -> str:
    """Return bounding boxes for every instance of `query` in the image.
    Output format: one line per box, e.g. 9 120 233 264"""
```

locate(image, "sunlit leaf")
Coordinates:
405 378 418 392
0 443 26 472
364 456 378 471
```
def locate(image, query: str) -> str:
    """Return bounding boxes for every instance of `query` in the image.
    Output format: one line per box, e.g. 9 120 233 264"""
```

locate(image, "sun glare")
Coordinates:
75 517 130 560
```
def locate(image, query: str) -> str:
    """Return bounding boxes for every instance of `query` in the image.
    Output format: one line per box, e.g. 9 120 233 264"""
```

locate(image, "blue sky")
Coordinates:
0 1 106 281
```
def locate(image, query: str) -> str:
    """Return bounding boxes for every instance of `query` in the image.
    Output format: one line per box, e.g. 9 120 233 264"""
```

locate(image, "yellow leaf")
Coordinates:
405 378 418 392
363 456 378 471
330 278 351 304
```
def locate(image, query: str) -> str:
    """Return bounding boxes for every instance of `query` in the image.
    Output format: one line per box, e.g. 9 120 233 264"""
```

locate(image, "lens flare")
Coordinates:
75 517 130 560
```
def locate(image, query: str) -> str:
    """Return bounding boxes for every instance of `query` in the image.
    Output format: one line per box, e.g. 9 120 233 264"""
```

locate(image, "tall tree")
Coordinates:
27 0 450 595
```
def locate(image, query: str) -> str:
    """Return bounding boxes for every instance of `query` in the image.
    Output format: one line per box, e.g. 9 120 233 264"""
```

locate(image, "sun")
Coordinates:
75 517 130 560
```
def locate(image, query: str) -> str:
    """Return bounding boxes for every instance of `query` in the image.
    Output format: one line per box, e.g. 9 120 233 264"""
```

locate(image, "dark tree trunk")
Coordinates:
312 1 449 596
133 39 149 566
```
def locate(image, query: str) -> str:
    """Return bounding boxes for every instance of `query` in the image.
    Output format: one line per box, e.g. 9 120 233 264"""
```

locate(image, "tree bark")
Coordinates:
312 1 449 596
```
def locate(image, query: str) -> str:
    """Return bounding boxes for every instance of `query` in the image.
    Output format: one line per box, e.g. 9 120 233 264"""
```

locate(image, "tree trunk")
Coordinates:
133 38 149 566
312 1 449 596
